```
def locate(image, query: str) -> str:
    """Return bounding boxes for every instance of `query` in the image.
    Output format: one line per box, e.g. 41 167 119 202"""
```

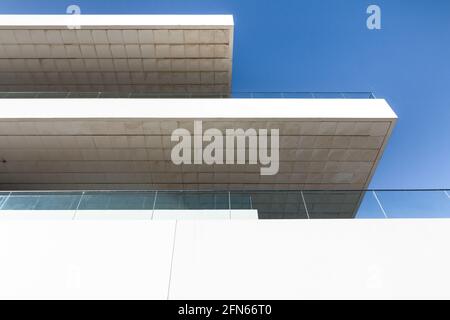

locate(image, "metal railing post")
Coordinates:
72 191 85 220
300 191 310 219
372 191 388 218
151 191 158 220
228 191 232 219
0 192 12 210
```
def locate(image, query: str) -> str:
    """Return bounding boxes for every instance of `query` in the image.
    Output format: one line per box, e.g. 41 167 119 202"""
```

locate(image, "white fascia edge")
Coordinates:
0 15 234 28
0 98 397 121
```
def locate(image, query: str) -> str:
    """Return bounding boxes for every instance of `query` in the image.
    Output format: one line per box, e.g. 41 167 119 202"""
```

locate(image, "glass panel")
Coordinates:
355 191 386 219
77 191 155 210
0 192 10 208
375 190 450 218
189 93 223 98
66 92 99 98
129 92 165 98
231 191 308 219
282 92 315 98
155 191 229 210
303 190 362 219
2 192 82 210
1 196 39 210
0 190 447 218
230 193 252 209
341 92 374 99
230 92 253 98
35 92 68 98
0 91 375 99
312 92 345 98
252 92 283 98
5 92 38 98
98 92 130 98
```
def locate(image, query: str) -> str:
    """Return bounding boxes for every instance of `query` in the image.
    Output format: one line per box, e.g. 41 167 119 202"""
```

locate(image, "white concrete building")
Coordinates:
6 15 450 300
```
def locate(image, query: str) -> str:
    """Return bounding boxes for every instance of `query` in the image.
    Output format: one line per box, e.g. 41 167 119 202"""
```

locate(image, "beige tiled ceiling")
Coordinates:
0 118 394 191
0 17 233 93
0 113 395 218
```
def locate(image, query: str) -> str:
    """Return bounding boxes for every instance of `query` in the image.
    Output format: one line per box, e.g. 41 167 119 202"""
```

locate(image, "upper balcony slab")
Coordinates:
0 15 234 93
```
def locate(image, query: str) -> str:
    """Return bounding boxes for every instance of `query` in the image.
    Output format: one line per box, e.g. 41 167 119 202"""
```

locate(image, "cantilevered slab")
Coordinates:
0 15 234 93
0 98 396 189
0 97 396 218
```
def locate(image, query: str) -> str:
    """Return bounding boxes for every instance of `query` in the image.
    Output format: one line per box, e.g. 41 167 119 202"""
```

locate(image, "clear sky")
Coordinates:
0 0 449 190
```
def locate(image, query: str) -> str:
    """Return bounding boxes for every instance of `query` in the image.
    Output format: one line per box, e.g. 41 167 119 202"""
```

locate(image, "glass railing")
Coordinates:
0 189 449 219
0 91 376 99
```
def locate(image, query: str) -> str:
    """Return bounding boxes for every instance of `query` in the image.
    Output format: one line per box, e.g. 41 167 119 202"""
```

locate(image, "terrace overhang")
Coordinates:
0 97 396 192
0 15 234 93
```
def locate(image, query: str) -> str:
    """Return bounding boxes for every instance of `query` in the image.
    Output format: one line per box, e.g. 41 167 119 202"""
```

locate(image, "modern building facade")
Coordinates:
0 15 397 219
2 14 450 300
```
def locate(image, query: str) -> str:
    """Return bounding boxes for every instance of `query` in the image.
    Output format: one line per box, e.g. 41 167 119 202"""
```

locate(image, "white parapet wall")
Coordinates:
0 209 258 220
0 218 449 299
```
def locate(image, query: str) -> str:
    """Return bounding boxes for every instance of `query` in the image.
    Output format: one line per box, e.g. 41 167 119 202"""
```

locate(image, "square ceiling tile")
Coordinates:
122 30 139 43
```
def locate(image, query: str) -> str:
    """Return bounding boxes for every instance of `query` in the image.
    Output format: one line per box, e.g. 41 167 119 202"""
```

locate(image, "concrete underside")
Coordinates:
0 15 233 93
0 98 396 190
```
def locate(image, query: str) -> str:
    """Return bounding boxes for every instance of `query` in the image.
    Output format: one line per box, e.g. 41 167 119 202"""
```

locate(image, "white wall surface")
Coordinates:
0 218 449 299
0 98 396 119
0 210 258 220
0 14 234 27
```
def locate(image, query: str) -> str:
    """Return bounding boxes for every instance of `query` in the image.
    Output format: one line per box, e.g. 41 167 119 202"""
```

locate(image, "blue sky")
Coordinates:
0 0 449 189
